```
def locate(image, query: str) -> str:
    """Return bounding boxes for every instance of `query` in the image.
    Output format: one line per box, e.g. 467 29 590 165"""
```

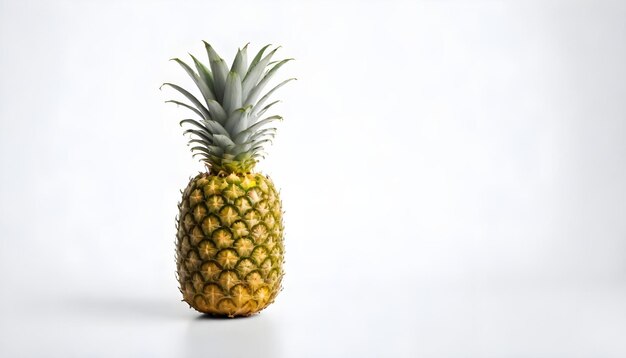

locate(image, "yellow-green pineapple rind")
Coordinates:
176 172 284 317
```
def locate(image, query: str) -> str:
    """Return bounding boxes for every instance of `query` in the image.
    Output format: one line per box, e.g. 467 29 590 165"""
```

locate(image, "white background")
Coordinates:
1 0 626 357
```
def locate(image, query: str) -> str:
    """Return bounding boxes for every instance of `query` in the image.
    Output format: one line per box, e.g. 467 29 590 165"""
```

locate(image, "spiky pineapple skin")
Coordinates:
176 172 284 317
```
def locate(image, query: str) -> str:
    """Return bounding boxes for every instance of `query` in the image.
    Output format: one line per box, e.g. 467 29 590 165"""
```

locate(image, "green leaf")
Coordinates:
223 71 242 114
233 126 275 144
242 47 278 99
183 128 213 143
192 152 212 163
190 54 215 96
231 45 248 78
181 117 227 137
230 142 253 155
250 144 269 155
161 83 210 119
225 105 253 136
212 133 236 149
245 58 293 106
206 99 228 125
192 152 209 159
248 128 277 142
180 119 212 135
241 138 272 150
170 58 215 103
208 145 224 154
188 138 212 147
251 146 267 157
204 42 229 101
165 100 205 120
238 115 282 138
247 44 272 76
201 118 229 136
253 100 280 118
253 78 295 112
234 151 254 161
190 145 215 156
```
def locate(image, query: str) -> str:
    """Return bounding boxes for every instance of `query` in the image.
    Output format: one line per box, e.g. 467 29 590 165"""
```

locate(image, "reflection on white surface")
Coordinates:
184 314 277 358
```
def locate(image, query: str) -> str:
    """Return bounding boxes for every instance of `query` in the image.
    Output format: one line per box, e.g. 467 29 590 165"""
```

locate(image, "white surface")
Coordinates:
1 0 626 357
2 281 626 357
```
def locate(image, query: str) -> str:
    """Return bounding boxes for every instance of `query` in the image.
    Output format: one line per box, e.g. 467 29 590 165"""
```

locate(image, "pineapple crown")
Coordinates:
162 42 295 175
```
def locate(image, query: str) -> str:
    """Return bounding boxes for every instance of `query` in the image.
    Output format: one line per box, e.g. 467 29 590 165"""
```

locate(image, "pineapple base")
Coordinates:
176 172 284 317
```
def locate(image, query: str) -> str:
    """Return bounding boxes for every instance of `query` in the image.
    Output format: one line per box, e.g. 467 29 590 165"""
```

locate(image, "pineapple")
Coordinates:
163 42 294 317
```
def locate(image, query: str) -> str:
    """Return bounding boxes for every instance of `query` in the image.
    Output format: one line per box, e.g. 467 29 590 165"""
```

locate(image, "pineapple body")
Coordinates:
176 172 284 317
